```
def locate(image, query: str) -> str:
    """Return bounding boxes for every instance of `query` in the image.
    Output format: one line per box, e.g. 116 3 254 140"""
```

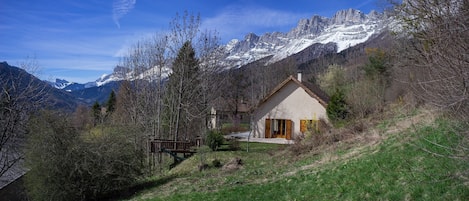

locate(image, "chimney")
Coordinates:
297 70 302 82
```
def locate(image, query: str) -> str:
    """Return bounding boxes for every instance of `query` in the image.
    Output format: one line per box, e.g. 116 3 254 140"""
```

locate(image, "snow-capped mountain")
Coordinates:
51 8 388 91
47 78 73 89
47 78 95 92
93 65 171 87
224 9 387 67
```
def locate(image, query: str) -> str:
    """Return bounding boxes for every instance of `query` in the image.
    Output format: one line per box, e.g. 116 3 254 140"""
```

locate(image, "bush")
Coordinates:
25 111 143 201
346 79 383 118
206 130 224 151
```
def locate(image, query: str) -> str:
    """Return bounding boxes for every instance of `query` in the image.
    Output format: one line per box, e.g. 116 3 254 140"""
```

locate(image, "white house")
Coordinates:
252 73 329 140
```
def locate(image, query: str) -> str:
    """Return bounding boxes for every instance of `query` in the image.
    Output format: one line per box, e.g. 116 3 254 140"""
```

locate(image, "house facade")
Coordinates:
252 73 329 140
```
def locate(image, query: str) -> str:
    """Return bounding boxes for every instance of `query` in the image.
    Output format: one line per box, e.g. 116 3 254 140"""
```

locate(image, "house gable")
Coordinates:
252 75 329 139
259 76 328 108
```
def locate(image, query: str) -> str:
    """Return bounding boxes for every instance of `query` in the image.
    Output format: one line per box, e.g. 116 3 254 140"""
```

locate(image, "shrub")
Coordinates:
25 111 143 201
346 79 383 118
206 130 224 151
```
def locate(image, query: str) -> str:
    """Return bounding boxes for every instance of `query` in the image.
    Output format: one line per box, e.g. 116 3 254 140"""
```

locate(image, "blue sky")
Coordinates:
0 0 383 83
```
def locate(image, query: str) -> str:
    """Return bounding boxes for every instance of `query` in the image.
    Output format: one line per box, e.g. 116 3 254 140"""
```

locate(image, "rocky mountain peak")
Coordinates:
331 8 367 25
367 10 381 20
244 33 260 43
223 8 386 67
288 15 327 38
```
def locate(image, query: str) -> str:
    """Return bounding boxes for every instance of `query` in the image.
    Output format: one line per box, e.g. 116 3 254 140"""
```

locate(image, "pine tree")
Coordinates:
106 90 116 114
164 41 202 141
92 101 101 125
326 89 348 123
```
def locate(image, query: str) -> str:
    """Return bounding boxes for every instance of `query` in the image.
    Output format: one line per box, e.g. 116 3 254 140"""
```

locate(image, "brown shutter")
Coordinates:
300 120 306 133
265 119 271 138
286 120 292 140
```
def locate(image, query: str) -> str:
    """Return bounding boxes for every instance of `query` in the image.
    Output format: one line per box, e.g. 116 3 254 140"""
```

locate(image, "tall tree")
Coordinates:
106 90 116 114
363 48 390 107
196 29 225 135
92 101 101 125
164 41 202 141
161 11 223 141
327 89 349 123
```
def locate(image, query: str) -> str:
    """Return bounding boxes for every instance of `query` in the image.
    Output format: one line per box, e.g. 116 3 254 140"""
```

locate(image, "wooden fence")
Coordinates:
149 138 201 153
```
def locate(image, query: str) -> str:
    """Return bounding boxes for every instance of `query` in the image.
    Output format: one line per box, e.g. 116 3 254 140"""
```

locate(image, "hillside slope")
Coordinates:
126 109 468 200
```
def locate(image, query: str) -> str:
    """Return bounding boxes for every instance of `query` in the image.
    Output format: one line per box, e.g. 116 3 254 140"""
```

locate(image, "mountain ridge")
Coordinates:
224 8 386 67
43 8 391 108
48 8 388 89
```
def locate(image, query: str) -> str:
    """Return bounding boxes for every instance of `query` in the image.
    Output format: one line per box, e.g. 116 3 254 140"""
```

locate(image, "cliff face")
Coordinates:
288 15 328 38
331 8 367 25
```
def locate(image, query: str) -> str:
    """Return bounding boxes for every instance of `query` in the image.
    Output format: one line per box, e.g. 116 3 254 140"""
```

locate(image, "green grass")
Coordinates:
129 118 469 201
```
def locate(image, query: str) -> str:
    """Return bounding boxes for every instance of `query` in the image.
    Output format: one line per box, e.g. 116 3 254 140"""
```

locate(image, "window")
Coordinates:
265 119 292 139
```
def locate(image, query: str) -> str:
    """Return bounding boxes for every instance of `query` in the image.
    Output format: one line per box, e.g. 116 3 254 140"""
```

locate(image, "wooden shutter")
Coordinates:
300 120 306 133
286 120 292 140
265 119 271 138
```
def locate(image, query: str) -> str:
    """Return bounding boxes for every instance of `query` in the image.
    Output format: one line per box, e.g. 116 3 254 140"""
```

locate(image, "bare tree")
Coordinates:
195 29 226 136
390 0 469 183
393 0 469 120
115 32 169 144
115 12 223 153
0 59 47 179
72 104 93 130
162 12 225 141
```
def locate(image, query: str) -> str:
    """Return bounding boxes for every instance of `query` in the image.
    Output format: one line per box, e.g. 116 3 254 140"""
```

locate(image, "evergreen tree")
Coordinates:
92 101 101 125
106 90 116 114
363 48 390 106
326 89 349 123
164 41 202 140
364 48 389 82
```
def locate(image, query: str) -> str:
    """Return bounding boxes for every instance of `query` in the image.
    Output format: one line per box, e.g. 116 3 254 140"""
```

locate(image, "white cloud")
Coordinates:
112 0 137 28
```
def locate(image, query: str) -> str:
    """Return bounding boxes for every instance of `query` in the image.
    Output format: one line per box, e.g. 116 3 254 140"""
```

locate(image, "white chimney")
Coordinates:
297 71 302 82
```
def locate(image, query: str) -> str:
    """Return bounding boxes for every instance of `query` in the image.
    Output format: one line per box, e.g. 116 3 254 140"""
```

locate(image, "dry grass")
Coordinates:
286 105 438 177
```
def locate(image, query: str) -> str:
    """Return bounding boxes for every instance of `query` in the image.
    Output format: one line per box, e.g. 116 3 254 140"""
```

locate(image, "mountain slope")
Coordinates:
0 62 81 111
70 81 121 105
125 110 468 200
